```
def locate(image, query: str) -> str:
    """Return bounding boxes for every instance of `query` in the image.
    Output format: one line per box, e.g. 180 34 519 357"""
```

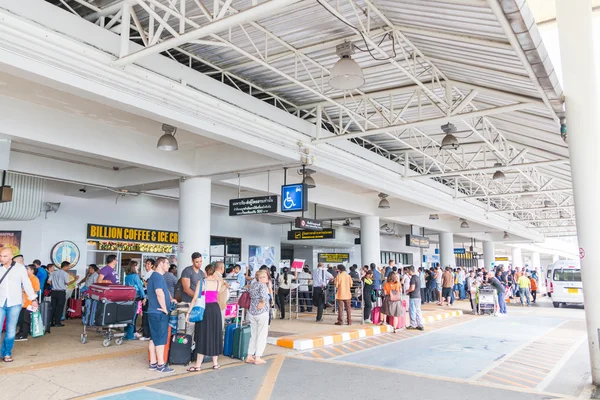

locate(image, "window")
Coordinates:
210 236 241 265
553 269 581 282
380 252 409 265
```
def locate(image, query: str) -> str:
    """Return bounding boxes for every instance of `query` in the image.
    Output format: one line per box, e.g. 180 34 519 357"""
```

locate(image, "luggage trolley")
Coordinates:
477 284 496 315
81 284 137 347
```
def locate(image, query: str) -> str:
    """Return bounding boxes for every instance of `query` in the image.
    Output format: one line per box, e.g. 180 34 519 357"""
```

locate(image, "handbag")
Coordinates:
390 289 401 302
31 310 45 338
238 291 251 309
371 290 377 303
189 280 205 323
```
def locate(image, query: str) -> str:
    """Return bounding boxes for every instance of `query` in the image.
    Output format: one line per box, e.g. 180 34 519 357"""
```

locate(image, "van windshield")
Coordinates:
553 269 581 282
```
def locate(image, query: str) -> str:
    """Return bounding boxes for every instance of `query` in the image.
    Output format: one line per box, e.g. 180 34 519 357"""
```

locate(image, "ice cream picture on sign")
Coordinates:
0 231 21 256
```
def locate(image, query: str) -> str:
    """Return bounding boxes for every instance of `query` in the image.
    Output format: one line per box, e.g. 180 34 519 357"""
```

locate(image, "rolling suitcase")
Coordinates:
168 332 193 366
40 299 52 333
232 325 251 360
89 284 136 302
68 289 82 319
371 306 381 325
223 323 236 357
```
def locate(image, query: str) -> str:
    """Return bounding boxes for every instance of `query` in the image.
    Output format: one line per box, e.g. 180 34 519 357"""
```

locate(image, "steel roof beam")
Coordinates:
313 102 536 144
516 217 576 223
459 187 572 199
114 0 303 65
405 159 569 180
489 205 575 213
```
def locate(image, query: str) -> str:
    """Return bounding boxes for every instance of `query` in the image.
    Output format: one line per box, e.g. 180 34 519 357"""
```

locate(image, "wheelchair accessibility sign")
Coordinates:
281 183 305 212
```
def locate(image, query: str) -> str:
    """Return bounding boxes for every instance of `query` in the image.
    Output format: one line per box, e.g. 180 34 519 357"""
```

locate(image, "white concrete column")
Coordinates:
360 216 380 266
552 254 559 264
511 247 523 268
483 241 495 270
439 232 454 268
178 177 211 276
557 0 600 384
531 251 541 274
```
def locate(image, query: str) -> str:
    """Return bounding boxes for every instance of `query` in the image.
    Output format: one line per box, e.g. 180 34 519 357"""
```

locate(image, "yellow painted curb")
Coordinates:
268 309 463 350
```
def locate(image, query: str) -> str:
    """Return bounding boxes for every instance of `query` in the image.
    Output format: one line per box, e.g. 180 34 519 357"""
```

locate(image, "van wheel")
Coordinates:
553 302 560 308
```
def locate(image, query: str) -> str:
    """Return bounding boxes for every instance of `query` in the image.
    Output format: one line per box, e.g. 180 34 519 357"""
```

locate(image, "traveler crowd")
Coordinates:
0 246 542 370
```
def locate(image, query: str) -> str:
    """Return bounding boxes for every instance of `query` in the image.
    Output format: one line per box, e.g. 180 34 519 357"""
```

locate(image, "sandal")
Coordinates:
3 356 13 363
212 364 220 370
187 366 201 372
254 359 267 365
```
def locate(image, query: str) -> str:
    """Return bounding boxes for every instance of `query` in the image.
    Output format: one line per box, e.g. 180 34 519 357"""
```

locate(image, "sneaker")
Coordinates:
364 319 373 324
139 337 151 341
14 336 27 342
156 365 175 374
406 326 417 330
149 363 158 371
417 326 424 331
134 332 142 339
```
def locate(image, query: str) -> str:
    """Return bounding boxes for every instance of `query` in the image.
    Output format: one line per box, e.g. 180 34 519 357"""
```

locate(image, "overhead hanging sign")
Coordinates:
495 257 509 262
87 224 178 245
454 248 466 255
294 217 323 231
287 229 335 240
318 253 349 263
281 183 306 212
405 234 430 248
229 195 278 216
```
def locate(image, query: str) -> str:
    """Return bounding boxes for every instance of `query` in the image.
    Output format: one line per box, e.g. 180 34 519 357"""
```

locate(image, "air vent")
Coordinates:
0 173 44 220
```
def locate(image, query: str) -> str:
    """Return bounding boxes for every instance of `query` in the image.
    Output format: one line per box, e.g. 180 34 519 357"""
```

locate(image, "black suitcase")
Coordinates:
40 300 52 333
94 301 136 326
168 333 193 365
94 301 117 326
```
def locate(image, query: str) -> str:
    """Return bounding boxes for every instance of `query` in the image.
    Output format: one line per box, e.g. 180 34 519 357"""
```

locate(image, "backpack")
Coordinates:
174 278 183 303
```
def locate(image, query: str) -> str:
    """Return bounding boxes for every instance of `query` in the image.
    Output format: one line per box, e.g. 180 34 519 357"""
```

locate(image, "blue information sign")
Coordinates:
454 248 466 255
281 183 305 212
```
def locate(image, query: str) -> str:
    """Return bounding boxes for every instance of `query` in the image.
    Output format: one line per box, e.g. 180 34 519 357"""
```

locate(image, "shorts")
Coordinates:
442 288 452 298
147 312 169 346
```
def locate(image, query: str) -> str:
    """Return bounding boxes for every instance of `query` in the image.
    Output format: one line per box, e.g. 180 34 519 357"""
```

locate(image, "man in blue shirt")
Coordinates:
146 257 175 374
370 263 382 290
233 264 246 288
35 263 48 293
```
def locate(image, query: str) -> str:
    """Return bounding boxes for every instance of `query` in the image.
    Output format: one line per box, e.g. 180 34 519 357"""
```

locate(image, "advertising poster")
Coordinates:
0 231 21 256
248 245 275 275
291 259 305 271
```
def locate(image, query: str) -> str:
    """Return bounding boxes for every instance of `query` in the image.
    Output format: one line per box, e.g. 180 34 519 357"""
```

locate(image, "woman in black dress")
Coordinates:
186 264 223 372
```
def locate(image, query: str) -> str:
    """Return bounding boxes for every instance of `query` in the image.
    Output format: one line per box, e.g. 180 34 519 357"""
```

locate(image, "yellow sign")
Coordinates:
495 257 509 262
287 229 335 240
87 224 178 245
318 253 349 263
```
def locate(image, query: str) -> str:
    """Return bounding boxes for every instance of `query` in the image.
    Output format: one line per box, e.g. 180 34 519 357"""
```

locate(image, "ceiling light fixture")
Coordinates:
378 193 390 209
440 123 459 150
328 42 364 91
429 214 439 220
503 231 510 240
460 218 469 229
157 124 178 151
300 167 316 189
492 162 505 181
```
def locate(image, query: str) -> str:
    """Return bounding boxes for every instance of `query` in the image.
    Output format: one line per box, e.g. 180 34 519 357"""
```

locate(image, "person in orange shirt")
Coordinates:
334 265 353 326
381 272 403 332
529 274 538 304
16 264 41 341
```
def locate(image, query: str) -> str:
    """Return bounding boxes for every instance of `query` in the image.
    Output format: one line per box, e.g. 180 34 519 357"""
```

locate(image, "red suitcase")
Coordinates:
89 284 136 302
68 288 82 318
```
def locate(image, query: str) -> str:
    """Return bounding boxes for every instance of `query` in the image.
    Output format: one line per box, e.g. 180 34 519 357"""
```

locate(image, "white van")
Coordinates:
546 260 583 308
